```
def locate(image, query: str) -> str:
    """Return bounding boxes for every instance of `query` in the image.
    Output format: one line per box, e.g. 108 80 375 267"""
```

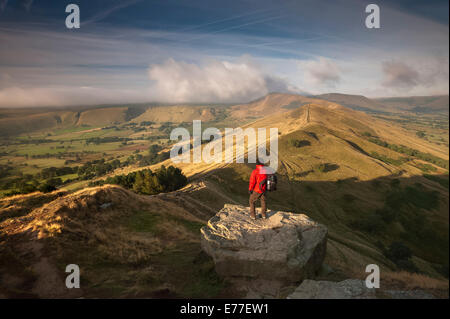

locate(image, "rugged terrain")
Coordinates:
0 93 449 298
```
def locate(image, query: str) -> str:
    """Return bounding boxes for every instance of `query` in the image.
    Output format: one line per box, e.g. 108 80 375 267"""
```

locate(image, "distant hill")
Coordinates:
315 93 449 114
134 105 216 123
314 93 390 113
76 107 128 126
0 110 79 137
1 93 448 137
0 104 221 137
230 93 335 118
375 95 449 113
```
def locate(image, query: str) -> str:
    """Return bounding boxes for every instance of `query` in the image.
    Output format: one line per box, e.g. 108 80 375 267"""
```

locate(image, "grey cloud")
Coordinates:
381 61 420 89
297 57 341 88
381 58 449 93
264 76 306 95
419 56 449 87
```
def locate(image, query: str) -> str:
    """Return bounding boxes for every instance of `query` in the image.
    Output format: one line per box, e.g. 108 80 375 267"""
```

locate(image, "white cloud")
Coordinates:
297 57 341 88
147 58 298 103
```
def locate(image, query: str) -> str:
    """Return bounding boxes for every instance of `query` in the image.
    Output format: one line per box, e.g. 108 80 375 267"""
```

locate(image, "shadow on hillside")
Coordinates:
317 163 339 172
306 131 319 140
295 170 313 177
199 166 449 277
0 165 448 299
344 139 370 156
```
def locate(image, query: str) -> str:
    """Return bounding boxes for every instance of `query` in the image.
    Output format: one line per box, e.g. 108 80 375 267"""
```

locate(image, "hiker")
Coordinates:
248 160 267 220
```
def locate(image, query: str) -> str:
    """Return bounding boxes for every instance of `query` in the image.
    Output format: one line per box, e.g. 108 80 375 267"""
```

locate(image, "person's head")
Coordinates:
256 159 264 166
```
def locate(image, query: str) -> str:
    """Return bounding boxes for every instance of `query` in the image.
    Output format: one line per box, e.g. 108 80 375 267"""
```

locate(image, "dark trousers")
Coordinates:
249 191 267 218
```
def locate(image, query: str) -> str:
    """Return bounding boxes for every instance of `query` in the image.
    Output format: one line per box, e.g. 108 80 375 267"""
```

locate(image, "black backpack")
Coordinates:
266 174 277 191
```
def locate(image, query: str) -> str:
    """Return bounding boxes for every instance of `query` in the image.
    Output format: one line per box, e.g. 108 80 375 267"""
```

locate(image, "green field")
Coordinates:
373 113 449 146
0 122 170 196
0 108 244 197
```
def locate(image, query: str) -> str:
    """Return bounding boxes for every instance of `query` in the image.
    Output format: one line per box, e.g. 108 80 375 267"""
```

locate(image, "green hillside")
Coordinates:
0 94 448 298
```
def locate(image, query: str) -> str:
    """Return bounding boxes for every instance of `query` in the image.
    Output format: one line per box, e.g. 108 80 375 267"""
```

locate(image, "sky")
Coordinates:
0 0 448 107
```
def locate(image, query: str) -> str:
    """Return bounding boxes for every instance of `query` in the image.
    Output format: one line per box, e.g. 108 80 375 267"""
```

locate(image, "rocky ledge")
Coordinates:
287 279 435 299
200 204 327 285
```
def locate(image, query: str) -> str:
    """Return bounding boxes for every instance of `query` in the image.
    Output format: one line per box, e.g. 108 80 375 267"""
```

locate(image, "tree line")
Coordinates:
89 165 187 195
367 137 449 170
0 143 173 197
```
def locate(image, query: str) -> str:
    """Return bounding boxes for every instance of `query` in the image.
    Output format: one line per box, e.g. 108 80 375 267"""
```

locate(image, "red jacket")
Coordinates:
249 165 267 194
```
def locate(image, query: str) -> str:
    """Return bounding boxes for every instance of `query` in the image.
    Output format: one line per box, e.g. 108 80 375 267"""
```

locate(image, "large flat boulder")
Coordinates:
200 204 327 284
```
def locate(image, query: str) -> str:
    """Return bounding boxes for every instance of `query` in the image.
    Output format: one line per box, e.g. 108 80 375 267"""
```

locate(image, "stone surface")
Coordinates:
200 204 327 284
287 279 376 299
287 279 436 299
384 290 435 299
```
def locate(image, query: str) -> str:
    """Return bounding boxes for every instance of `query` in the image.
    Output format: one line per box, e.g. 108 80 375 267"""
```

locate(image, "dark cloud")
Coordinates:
264 76 306 95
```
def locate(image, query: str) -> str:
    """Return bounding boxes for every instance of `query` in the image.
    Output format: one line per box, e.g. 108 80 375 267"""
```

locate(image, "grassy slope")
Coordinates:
134 105 216 123
76 107 128 126
0 186 232 298
0 111 78 137
1 96 449 298
315 93 390 112
139 103 449 282
0 106 131 137
376 95 449 113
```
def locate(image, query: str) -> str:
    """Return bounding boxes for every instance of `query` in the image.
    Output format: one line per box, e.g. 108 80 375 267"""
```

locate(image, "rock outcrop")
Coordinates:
200 204 327 285
287 279 436 299
287 279 376 299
